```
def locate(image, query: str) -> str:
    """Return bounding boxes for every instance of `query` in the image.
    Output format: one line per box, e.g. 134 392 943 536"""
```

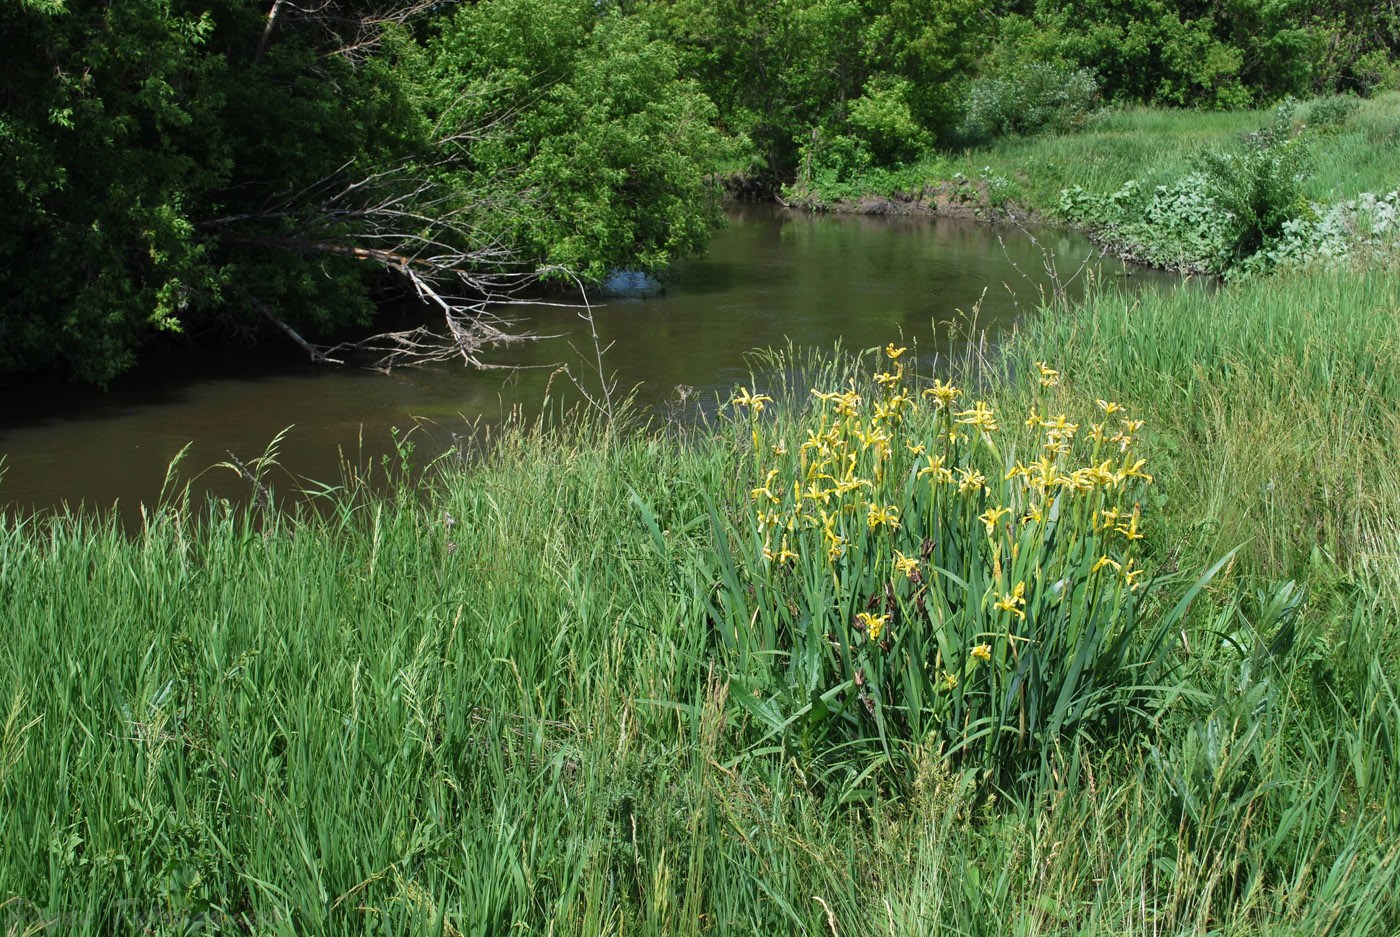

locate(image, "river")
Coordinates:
0 204 1183 520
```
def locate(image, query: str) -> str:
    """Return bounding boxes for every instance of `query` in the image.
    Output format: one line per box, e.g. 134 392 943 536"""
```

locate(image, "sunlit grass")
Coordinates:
1 259 1398 933
840 91 1400 219
1006 258 1400 609
918 92 1400 211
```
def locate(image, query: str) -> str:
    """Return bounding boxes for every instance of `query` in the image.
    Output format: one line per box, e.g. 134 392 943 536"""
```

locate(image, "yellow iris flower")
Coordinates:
922 380 961 409
957 467 987 495
1116 506 1144 541
867 503 900 531
994 581 1027 619
955 400 999 433
733 386 773 412
979 506 1011 536
1092 555 1120 575
763 536 799 566
1119 458 1154 484
857 611 889 642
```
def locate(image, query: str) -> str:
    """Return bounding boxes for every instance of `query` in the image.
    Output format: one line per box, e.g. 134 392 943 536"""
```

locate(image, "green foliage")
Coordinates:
958 61 1100 143
991 0 1400 109
846 76 929 165
639 0 1392 181
1058 175 1237 272
641 0 985 180
1044 100 1397 274
0 419 722 932
705 351 1230 793
1243 189 1400 273
1 0 235 383
867 0 984 133
1195 109 1315 262
991 2 1254 109
0 0 725 385
0 1 444 384
1302 93 1362 131
424 2 725 280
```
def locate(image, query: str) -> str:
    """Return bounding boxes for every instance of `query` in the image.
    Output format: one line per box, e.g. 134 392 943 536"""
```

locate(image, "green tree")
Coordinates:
639 0 986 181
1 0 231 382
0 0 725 384
421 0 726 280
985 0 1398 109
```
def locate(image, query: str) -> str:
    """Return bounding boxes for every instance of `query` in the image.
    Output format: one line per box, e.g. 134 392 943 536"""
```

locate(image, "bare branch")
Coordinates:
254 0 289 65
252 0 441 67
255 300 346 365
197 81 568 373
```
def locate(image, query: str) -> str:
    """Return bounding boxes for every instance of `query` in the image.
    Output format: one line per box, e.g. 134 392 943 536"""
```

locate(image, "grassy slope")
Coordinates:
950 92 1400 209
2 255 1399 934
809 92 1400 215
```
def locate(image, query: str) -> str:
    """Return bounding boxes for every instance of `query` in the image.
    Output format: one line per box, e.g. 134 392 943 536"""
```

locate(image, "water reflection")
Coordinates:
0 205 1182 519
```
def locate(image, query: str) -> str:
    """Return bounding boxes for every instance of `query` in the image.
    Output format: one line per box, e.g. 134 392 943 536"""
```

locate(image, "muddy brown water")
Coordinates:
0 205 1185 522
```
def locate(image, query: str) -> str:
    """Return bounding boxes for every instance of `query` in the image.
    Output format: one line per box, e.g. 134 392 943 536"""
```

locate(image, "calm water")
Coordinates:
0 205 1180 519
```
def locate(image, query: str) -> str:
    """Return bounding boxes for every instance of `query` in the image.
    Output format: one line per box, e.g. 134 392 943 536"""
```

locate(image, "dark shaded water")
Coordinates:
0 205 1181 519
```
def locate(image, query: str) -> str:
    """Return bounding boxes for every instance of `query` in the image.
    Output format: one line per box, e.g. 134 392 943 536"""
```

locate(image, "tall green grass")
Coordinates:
946 92 1400 211
0 427 728 933
809 93 1400 218
2 260 1398 934
1007 259 1400 607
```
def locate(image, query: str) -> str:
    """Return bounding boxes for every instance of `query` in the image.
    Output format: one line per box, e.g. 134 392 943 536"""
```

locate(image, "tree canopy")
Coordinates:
0 0 723 384
1 0 1394 384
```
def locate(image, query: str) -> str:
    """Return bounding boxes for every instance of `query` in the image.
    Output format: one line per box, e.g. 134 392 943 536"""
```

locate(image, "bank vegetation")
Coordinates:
2 257 1397 934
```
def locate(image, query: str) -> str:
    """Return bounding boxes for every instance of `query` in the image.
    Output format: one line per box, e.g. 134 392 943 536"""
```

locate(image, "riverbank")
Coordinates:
2 208 1167 522
2 253 1397 933
785 92 1400 275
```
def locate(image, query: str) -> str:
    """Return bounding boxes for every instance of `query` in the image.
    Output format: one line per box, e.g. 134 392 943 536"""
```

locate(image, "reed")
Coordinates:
1006 258 1400 608
1 262 1397 934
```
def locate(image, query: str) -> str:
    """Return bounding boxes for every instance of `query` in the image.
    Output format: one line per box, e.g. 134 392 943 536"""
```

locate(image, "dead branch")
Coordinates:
235 222 540 371
255 300 346 365
198 59 568 373
254 0 441 67
254 0 289 65
212 158 550 371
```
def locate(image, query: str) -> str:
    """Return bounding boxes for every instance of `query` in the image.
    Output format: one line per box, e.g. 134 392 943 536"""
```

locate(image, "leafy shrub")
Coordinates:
847 76 930 166
1058 175 1234 272
710 348 1230 789
1347 48 1400 96
1056 104 1337 273
959 62 1100 143
1239 189 1400 275
784 129 942 207
1195 118 1313 262
1302 95 1360 133
791 131 874 192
